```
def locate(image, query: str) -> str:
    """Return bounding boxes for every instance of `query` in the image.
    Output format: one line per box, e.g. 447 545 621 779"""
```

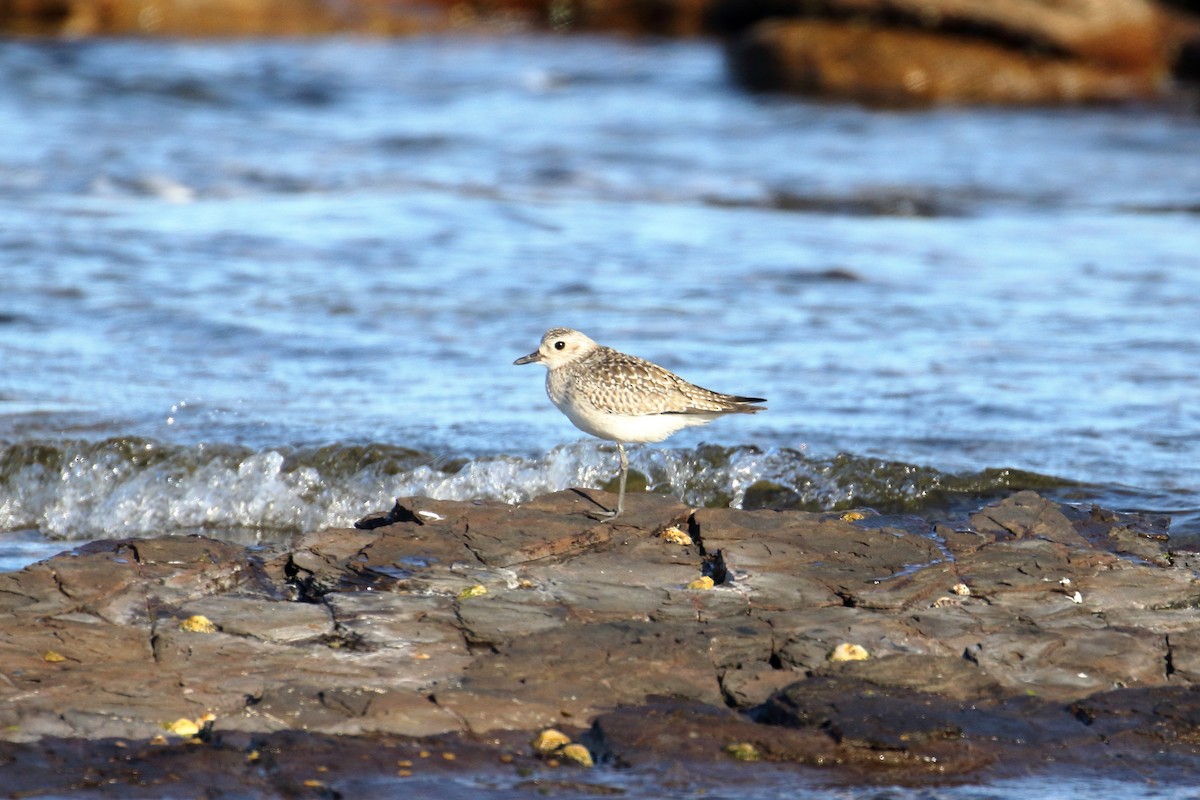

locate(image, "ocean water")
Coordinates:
27 770 1200 800
2 35 1199 570
350 770 1200 800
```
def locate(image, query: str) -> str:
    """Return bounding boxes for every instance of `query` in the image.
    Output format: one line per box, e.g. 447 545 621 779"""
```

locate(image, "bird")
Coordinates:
514 327 766 521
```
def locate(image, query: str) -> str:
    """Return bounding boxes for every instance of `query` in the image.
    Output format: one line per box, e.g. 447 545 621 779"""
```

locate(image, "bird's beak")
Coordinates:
514 351 542 365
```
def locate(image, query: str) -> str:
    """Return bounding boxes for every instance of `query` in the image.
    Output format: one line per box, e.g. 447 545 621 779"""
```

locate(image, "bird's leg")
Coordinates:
613 442 628 520
587 442 628 522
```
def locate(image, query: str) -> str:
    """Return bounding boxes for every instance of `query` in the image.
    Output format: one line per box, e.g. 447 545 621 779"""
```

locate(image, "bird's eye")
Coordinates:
554 341 565 350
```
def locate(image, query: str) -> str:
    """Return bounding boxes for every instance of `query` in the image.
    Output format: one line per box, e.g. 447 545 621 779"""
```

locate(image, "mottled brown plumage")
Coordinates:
558 345 763 417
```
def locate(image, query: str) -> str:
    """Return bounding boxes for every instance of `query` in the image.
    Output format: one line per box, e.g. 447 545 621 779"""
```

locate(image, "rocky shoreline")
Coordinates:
3 0 1198 106
2 489 1199 795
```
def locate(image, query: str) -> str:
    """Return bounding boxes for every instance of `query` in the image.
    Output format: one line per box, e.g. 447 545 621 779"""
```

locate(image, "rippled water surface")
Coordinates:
2 36 1199 556
351 770 1200 800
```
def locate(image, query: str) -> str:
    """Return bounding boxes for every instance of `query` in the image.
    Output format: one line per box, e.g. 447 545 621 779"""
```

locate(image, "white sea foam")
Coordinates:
0 440 762 539
0 438 1069 541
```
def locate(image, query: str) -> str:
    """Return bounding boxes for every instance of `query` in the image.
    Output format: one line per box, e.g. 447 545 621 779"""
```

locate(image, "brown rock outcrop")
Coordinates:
1 489 1199 793
729 19 1166 105
721 0 1176 104
711 0 1170 67
0 0 451 36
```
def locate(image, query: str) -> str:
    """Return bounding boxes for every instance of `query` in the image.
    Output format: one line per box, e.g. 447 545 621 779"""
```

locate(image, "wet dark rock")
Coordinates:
1177 35 1200 81
1 490 1199 794
969 489 1088 545
706 189 953 217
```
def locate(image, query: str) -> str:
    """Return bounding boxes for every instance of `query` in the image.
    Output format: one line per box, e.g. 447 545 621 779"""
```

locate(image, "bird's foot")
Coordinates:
586 507 622 523
570 488 623 522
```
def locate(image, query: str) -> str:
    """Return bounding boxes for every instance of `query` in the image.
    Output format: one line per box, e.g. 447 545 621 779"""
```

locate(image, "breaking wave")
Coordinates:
0 437 1078 541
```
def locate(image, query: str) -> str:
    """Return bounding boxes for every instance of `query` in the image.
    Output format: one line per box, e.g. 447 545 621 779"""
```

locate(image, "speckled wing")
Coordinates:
572 348 765 416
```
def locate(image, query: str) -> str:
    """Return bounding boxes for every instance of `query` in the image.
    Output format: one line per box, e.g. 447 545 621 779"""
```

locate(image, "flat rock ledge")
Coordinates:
3 490 1200 795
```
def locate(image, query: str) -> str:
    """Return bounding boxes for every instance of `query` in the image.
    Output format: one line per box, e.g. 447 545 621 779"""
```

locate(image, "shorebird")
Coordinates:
514 327 766 520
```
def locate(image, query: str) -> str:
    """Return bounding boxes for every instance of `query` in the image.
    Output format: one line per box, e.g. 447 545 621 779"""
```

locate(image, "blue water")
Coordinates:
1 36 1199 556
349 771 1200 800
28 771 1200 800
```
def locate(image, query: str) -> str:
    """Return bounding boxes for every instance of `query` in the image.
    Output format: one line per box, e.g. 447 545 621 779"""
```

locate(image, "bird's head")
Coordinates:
514 328 598 369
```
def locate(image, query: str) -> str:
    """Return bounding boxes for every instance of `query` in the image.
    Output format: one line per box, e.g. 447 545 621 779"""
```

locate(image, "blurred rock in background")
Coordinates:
716 0 1199 105
2 0 1196 105
0 0 453 36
